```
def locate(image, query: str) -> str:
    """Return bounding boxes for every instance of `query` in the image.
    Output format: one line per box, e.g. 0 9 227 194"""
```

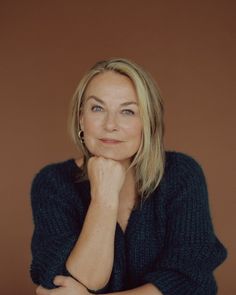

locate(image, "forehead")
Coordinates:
84 71 138 102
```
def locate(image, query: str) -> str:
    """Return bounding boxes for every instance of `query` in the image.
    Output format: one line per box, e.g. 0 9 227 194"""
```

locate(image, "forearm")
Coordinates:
66 198 119 291
103 283 163 295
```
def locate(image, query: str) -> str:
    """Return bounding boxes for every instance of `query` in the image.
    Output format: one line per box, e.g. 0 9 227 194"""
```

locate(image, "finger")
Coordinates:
53 275 69 286
36 285 52 295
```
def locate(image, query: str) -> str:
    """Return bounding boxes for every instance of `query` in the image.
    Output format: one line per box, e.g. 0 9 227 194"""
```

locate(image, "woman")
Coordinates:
30 58 227 295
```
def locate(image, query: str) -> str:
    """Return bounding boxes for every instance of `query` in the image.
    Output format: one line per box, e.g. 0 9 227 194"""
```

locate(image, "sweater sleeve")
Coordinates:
141 153 227 295
30 165 110 293
30 165 82 288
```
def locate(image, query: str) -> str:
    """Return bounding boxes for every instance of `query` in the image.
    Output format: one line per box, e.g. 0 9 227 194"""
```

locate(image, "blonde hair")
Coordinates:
68 58 165 204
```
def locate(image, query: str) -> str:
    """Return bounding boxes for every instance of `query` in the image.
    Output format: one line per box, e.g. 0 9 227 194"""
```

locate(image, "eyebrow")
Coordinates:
86 95 138 106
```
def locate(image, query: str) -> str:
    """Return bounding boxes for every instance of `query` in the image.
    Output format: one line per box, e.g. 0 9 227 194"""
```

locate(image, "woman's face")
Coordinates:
80 71 142 167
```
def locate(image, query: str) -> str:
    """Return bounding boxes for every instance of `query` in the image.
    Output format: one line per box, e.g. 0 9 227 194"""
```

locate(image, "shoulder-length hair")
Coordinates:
68 57 165 204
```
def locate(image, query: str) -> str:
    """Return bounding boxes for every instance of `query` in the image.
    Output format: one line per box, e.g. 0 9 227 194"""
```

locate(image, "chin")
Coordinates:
90 150 132 162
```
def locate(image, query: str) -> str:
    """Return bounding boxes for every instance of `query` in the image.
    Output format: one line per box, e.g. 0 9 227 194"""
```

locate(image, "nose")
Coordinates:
103 112 119 132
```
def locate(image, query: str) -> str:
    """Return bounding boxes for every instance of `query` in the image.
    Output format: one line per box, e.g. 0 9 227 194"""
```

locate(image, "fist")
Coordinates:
87 156 126 206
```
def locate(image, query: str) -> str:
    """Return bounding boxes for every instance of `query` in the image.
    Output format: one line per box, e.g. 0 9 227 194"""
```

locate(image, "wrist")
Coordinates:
90 197 119 211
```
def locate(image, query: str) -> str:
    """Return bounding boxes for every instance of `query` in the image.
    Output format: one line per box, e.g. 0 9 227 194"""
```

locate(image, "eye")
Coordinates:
122 109 135 115
91 105 103 112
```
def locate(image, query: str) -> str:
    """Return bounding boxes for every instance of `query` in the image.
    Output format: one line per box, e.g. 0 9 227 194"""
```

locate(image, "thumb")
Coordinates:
53 275 68 286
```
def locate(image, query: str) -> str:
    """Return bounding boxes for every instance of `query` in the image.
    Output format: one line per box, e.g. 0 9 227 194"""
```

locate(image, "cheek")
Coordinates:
83 116 101 133
123 123 142 146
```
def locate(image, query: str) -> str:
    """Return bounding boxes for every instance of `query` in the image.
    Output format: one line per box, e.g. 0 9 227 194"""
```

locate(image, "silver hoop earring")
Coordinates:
78 130 84 144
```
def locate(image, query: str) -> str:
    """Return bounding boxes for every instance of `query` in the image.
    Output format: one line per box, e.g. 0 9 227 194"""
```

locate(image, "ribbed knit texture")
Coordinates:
30 151 227 295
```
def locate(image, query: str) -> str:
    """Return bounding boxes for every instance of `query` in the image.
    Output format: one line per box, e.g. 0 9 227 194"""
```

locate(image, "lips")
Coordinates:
100 138 122 144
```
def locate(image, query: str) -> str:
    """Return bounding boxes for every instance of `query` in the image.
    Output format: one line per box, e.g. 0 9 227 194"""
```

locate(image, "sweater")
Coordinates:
30 151 227 295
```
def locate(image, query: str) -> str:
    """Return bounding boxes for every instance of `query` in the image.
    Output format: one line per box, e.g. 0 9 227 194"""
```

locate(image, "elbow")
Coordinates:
85 277 109 292
65 260 109 291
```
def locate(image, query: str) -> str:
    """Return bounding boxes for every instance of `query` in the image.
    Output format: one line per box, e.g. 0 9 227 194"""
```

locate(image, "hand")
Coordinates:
36 276 91 295
88 156 126 206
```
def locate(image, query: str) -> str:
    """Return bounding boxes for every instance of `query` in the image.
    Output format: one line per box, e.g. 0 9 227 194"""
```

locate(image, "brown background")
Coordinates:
1 1 235 294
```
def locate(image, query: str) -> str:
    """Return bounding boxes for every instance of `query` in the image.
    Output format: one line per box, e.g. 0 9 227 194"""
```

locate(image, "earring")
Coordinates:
78 130 84 144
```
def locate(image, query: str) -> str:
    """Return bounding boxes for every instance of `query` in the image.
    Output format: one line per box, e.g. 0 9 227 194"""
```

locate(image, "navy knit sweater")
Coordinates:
30 151 227 295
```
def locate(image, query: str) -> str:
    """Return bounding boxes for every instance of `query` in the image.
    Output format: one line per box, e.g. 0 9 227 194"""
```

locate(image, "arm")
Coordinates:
31 157 125 292
30 166 80 289
66 157 125 291
66 198 119 291
36 276 163 295
140 153 227 295
31 190 117 293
